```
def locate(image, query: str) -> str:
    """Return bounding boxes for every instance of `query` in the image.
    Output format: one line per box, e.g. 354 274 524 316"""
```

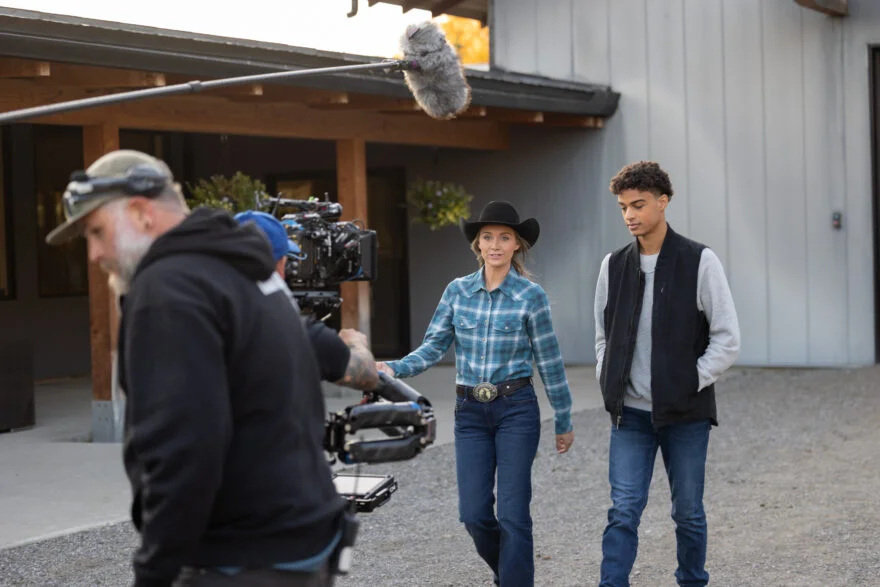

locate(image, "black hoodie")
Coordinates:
117 208 346 587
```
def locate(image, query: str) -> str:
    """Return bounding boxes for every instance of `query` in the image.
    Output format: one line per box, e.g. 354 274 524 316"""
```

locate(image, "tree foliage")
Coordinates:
437 16 489 65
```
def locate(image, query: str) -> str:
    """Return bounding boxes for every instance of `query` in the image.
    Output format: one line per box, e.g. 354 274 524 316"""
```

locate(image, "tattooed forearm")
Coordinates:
338 343 380 390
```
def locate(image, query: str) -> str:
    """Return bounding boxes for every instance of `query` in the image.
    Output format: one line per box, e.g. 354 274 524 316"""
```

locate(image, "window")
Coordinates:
0 127 13 300
34 124 88 297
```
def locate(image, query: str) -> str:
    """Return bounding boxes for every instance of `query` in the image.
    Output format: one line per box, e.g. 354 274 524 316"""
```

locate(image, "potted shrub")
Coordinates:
186 171 267 213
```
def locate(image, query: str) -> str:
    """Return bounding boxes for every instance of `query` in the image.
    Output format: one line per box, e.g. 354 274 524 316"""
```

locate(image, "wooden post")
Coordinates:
82 123 121 442
336 138 371 340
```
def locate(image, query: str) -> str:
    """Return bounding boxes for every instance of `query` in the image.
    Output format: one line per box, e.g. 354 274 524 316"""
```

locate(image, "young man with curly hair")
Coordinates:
593 161 741 587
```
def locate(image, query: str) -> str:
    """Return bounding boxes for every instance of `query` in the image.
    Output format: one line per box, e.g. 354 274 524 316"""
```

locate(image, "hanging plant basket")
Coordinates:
186 172 268 213
406 177 474 231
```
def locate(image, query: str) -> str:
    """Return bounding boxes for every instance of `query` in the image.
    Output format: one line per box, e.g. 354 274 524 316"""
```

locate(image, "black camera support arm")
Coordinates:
325 373 437 465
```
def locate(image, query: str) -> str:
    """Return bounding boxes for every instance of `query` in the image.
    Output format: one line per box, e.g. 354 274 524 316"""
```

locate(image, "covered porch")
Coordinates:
0 7 618 442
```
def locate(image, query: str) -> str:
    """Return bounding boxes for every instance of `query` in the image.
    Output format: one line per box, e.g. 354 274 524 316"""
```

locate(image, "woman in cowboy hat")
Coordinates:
378 200 575 587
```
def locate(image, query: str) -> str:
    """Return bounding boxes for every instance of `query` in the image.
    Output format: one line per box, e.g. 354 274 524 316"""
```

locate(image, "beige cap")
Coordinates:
45 149 173 245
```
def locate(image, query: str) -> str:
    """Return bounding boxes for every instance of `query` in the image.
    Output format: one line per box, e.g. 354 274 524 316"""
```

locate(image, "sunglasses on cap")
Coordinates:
62 164 169 219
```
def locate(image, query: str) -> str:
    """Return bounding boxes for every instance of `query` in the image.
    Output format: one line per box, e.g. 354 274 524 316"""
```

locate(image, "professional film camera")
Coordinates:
324 372 437 513
259 195 378 318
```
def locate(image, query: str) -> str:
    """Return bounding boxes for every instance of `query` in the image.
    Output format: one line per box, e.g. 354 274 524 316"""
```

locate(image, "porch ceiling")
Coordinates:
0 8 619 151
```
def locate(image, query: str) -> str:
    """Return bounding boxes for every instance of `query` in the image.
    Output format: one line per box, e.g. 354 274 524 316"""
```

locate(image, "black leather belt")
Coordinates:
456 377 532 403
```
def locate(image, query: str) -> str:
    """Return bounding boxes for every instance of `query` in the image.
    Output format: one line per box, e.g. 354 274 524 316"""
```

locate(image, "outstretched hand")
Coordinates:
376 362 395 376
555 431 574 454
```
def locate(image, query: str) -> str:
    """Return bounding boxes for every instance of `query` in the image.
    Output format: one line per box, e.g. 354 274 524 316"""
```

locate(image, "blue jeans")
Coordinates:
600 407 711 587
454 385 541 587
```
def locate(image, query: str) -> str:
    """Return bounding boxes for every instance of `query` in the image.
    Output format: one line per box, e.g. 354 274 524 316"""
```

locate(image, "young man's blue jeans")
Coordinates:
454 385 541 587
600 406 711 587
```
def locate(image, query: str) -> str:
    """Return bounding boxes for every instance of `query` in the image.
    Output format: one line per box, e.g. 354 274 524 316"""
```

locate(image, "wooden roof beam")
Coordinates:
401 0 427 12
458 105 487 118
485 108 544 124
312 94 421 112
542 113 604 128
432 0 468 18
229 88 349 105
0 57 51 79
278 87 350 105
36 63 166 88
163 74 264 98
794 0 847 16
211 84 265 98
165 75 350 105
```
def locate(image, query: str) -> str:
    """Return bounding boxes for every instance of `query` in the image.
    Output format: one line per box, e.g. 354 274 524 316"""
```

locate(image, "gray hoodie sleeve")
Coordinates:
594 253 611 382
696 248 741 390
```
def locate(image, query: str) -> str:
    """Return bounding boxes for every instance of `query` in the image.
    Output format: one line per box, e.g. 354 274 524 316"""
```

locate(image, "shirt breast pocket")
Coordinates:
454 316 478 352
492 319 523 339
454 316 477 331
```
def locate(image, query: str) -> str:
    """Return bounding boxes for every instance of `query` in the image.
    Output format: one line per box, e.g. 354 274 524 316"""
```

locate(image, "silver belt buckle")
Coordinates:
472 382 498 403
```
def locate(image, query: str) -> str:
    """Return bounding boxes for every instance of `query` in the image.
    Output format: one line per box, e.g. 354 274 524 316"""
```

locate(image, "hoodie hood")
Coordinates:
136 207 276 282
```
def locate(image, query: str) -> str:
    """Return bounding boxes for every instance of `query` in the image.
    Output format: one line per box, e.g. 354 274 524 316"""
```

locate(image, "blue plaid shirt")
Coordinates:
387 268 573 434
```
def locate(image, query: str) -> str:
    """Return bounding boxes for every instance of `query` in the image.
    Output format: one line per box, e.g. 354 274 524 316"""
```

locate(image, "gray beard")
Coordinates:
107 221 155 297
108 273 130 297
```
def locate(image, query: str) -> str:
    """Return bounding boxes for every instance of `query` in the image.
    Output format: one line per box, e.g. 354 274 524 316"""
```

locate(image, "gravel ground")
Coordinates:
1 366 878 587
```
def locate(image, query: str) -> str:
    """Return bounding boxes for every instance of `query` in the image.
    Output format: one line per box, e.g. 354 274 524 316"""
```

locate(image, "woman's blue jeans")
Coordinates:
454 385 541 587
600 406 711 587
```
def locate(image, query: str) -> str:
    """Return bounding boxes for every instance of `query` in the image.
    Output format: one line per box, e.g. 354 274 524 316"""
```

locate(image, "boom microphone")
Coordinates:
0 22 473 125
399 21 472 121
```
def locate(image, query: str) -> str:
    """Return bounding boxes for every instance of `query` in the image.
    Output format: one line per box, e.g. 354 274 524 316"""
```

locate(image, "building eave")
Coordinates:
0 8 619 119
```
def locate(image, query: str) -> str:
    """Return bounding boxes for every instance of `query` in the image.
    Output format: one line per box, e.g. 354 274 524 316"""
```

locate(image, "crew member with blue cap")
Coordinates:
234 210 301 278
235 210 379 391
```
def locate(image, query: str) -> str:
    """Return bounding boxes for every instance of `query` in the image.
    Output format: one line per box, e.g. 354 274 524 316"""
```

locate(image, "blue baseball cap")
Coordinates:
234 210 300 262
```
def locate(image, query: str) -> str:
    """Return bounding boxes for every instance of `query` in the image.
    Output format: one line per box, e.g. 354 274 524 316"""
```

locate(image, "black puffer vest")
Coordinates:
599 225 717 430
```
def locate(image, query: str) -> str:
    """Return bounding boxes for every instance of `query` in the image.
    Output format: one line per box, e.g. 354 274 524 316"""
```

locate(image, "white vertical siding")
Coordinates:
489 0 879 366
803 11 849 365
571 0 610 84
763 1 809 364
684 0 727 270
723 0 771 364
646 0 690 233
492 0 538 74
536 0 573 79
607 0 649 159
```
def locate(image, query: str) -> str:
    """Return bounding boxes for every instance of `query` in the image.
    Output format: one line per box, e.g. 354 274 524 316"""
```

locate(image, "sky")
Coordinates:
0 0 434 58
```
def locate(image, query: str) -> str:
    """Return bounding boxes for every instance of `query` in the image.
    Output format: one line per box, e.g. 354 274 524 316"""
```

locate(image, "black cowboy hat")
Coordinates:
460 200 540 247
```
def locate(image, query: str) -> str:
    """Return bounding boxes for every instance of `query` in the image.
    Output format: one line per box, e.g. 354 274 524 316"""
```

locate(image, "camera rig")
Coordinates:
325 372 436 465
324 372 436 513
248 197 426 512
258 195 378 319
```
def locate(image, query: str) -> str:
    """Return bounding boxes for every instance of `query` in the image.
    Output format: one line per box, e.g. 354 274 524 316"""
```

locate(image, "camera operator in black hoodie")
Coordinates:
45 150 347 587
